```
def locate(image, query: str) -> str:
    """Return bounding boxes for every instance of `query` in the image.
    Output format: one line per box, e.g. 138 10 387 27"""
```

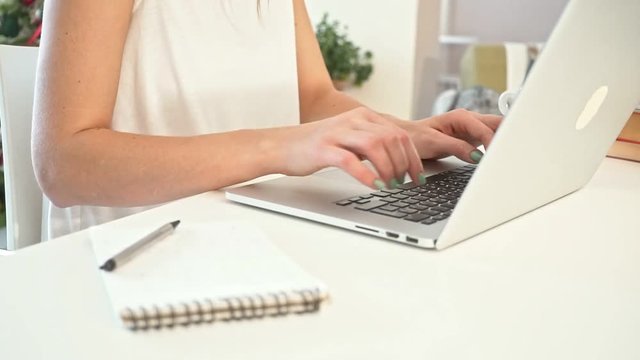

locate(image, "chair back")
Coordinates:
0 44 45 250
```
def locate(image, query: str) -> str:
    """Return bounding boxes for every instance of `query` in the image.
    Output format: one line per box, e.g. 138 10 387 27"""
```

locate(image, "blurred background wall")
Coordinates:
307 0 568 119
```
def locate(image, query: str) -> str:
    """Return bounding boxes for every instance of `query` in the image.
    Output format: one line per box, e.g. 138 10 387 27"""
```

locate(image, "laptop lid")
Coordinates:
435 0 640 248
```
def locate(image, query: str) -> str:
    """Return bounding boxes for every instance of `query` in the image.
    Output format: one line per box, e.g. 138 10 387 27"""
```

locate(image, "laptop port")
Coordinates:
405 236 419 244
386 232 399 239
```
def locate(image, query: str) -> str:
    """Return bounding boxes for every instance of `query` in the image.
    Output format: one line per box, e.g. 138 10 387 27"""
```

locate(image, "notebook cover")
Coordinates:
90 221 328 329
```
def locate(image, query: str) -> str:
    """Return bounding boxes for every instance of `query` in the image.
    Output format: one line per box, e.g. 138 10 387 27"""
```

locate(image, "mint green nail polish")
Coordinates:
470 150 484 163
389 178 400 189
374 179 386 190
418 173 427 185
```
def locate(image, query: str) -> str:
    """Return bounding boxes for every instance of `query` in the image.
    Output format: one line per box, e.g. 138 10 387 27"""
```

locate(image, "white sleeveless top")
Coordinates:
47 0 300 239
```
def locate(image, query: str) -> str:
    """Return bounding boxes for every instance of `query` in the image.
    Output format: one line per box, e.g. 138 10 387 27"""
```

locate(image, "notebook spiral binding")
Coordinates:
120 287 326 331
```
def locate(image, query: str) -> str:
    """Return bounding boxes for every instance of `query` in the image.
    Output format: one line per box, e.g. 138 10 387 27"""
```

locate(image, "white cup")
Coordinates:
498 89 520 115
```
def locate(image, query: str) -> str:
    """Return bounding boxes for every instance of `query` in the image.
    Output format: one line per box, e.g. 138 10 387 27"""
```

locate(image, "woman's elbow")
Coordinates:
32 145 75 208
34 170 75 209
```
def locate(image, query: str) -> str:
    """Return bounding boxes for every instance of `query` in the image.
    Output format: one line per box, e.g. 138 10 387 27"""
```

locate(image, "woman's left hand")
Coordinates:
397 109 503 163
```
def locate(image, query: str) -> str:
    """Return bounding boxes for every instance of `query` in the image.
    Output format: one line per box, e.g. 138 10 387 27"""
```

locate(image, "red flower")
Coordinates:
26 23 42 45
21 0 36 6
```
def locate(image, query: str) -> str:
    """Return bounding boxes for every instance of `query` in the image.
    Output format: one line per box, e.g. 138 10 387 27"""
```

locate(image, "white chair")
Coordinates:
0 44 48 250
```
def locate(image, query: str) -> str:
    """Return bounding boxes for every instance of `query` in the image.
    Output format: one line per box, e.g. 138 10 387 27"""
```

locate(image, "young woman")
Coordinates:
33 0 501 239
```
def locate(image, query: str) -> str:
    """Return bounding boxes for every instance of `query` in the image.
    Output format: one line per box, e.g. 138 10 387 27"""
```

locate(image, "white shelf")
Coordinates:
439 35 477 45
0 226 6 251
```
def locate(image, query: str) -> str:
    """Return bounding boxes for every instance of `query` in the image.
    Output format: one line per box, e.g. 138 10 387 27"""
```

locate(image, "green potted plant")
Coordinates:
316 13 373 90
0 0 44 45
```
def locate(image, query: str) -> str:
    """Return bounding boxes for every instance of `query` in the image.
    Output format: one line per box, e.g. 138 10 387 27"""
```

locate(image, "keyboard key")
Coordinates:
391 201 410 208
379 205 399 212
335 200 351 206
404 213 431 222
391 193 409 200
421 219 437 225
399 208 418 214
409 204 428 211
432 214 448 221
421 209 440 216
372 191 389 197
349 197 362 202
402 191 419 196
441 203 455 209
379 197 397 202
420 200 438 207
398 182 419 190
431 206 449 213
381 189 403 194
359 194 374 199
371 208 407 218
403 199 419 205
354 199 387 211
355 199 371 204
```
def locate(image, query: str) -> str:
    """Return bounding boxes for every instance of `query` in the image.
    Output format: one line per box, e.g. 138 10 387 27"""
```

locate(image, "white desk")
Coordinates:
1 158 639 360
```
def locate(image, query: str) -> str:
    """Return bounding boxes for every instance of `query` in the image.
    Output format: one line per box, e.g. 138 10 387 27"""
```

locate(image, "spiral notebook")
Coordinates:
91 221 329 331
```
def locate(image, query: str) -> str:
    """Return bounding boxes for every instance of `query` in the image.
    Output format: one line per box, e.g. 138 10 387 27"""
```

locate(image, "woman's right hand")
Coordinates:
277 107 425 189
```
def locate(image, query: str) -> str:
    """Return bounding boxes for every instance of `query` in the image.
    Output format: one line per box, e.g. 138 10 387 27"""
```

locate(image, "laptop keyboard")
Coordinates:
335 165 476 225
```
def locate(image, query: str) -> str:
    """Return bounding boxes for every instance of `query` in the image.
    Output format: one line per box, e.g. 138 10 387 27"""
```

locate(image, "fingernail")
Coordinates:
470 150 484 163
389 178 400 189
373 179 386 190
418 172 427 185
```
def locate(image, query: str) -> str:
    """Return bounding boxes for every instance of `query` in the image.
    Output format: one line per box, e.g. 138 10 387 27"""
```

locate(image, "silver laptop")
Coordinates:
227 0 640 250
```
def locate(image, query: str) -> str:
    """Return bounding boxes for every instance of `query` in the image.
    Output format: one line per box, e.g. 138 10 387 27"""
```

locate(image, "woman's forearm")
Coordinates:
34 127 288 208
300 87 363 123
300 85 412 125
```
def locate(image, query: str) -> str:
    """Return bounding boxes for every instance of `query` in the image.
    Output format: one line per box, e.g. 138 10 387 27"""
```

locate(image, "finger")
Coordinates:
357 113 420 184
381 132 410 185
325 148 384 190
433 132 485 164
371 122 425 184
442 109 495 149
455 116 496 150
347 119 408 187
473 113 502 131
339 131 397 186
399 133 424 184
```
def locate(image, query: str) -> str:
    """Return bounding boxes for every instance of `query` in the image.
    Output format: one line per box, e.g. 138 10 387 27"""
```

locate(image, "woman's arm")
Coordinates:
33 0 423 208
293 0 502 164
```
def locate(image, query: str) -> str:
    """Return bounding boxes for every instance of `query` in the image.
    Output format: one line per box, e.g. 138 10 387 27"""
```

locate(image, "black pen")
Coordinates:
99 220 181 272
